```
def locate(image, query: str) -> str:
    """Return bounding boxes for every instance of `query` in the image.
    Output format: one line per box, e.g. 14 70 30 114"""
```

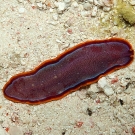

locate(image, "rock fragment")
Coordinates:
98 77 114 96
91 6 98 17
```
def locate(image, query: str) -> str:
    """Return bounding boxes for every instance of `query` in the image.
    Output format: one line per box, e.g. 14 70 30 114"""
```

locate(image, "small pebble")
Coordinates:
52 13 58 21
71 1 78 8
42 4 47 9
81 11 89 17
86 91 97 99
111 26 119 35
78 4 84 11
89 83 100 93
48 21 58 25
103 0 113 7
64 0 71 3
18 7 25 13
98 77 107 88
98 77 114 96
67 29 73 34
98 0 104 6
88 0 93 4
93 0 99 6
83 2 92 10
49 8 53 12
103 6 111 12
57 2 66 13
130 0 135 5
37 2 43 8
91 6 98 17
104 86 114 96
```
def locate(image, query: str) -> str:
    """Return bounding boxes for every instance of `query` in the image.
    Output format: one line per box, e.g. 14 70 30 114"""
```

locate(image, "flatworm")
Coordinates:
3 38 134 105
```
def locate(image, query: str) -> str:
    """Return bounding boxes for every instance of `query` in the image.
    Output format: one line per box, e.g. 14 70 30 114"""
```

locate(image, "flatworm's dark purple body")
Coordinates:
3 38 134 104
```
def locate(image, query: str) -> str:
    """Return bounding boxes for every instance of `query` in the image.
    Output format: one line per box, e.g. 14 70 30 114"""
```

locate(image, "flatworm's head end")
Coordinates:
2 76 30 104
3 81 20 104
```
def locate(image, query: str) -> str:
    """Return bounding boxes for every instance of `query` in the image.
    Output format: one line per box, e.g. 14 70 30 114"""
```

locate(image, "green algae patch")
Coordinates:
117 1 135 25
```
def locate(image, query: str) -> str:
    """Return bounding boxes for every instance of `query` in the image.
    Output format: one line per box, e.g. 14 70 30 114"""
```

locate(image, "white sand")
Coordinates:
0 0 135 135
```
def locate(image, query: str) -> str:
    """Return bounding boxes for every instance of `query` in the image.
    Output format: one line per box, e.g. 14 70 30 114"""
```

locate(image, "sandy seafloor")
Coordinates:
0 0 135 135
